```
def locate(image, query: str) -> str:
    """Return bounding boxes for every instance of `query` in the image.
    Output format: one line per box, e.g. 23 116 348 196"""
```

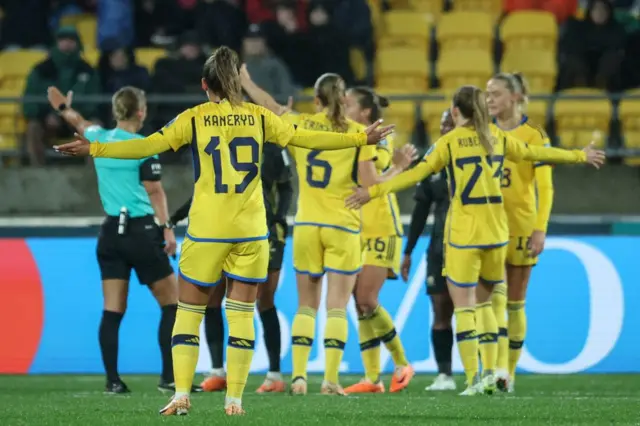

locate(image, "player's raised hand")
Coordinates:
53 132 91 156
392 144 418 170
276 96 294 116
583 142 606 169
239 63 251 85
346 186 371 209
47 86 73 110
364 119 395 145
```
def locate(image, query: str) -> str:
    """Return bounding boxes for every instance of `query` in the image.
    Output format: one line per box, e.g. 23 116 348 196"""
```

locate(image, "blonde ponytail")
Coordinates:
314 73 348 132
471 87 494 155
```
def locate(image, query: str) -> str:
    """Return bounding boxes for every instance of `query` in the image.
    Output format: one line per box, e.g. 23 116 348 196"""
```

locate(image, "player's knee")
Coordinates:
354 294 378 314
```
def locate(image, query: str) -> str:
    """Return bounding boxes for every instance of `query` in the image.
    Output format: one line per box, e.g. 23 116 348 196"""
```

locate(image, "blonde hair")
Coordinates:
491 72 529 109
453 85 495 154
314 73 348 132
202 46 243 105
112 86 146 121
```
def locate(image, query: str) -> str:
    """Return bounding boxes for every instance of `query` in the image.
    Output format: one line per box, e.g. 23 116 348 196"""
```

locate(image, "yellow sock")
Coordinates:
492 283 508 372
225 299 256 401
476 301 498 375
324 308 347 384
454 307 479 386
370 305 408 367
172 302 205 395
358 315 380 383
507 300 526 378
291 306 316 381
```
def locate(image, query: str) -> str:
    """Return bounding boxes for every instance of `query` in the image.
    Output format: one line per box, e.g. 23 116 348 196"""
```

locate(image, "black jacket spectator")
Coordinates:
558 0 626 91
196 0 247 53
98 47 151 94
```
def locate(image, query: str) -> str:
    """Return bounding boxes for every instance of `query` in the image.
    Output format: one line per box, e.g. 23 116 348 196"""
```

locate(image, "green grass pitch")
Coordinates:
1 374 639 425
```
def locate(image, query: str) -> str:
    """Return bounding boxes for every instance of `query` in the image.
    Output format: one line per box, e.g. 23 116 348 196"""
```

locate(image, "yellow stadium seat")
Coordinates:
501 11 558 54
367 0 384 41
380 11 431 50
376 48 429 92
437 11 494 53
294 87 316 114
350 48 368 82
554 88 611 149
82 49 100 67
523 100 549 127
500 49 557 94
453 0 504 22
437 49 493 90
408 0 443 23
0 134 18 151
422 94 453 142
0 87 24 151
618 89 640 164
387 0 411 9
60 13 93 28
0 50 47 90
75 17 97 50
375 99 416 141
135 48 167 72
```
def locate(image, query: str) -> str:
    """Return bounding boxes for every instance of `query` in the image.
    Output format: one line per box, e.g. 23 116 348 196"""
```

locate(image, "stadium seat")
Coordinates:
0 50 47 90
135 48 167 72
75 17 98 49
60 13 94 28
376 47 429 92
437 11 494 53
500 49 557 94
554 88 611 149
367 0 384 41
376 99 416 145
294 87 316 114
422 93 453 143
501 11 558 54
82 49 100 67
408 0 443 23
453 0 504 22
436 49 493 91
618 89 640 164
524 100 550 128
380 11 431 51
0 88 24 152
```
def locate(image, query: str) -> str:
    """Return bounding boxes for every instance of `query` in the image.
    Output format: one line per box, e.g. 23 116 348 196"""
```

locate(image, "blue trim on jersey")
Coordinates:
179 270 222 287
492 114 528 130
224 271 268 284
480 278 504 285
293 222 360 234
448 241 509 249
387 194 403 237
294 268 324 278
446 276 477 287
325 266 362 276
534 162 550 168
186 232 269 243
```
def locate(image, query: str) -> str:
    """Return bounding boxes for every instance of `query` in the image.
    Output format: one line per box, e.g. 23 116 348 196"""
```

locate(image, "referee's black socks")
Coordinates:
260 307 281 373
159 304 177 382
432 328 453 376
205 307 225 370
99 310 124 383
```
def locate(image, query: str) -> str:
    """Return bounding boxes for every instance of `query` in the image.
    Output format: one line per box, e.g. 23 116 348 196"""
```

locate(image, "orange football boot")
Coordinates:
200 375 226 392
390 365 415 392
344 379 385 394
256 379 286 393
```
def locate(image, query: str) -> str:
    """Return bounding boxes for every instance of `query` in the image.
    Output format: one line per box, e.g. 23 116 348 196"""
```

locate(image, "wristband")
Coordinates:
57 104 67 113
162 220 175 230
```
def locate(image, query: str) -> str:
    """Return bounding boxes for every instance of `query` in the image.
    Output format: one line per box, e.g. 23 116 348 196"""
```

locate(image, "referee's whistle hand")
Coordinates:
54 133 90 156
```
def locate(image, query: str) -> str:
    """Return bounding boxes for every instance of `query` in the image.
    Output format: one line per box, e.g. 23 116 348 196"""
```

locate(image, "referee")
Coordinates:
401 109 455 392
48 86 181 394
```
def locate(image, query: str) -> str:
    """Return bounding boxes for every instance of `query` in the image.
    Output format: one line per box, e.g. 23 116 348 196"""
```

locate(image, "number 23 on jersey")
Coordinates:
456 154 504 205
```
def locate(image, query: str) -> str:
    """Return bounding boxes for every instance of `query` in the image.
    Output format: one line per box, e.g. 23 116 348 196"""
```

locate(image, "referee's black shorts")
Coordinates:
96 215 173 286
426 240 447 295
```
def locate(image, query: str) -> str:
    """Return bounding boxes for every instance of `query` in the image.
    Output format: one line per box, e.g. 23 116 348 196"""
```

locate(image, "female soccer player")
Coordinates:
401 110 456 392
54 46 392 416
171 142 293 394
341 87 415 394
47 85 180 394
346 85 605 395
486 73 553 392
240 70 415 396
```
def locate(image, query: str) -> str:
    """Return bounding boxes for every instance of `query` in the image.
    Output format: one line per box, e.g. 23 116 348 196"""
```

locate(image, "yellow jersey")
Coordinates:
283 112 377 233
497 117 554 235
89 100 369 241
362 135 403 238
369 126 586 248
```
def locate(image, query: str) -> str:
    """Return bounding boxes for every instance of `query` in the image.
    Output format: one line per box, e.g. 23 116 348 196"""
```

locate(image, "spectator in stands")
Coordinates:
98 43 151 94
97 0 134 50
134 0 181 47
245 0 308 29
23 27 101 166
196 0 247 53
242 24 296 104
558 0 626 91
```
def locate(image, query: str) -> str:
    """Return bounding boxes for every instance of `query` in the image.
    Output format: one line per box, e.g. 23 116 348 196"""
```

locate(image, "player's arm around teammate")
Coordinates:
48 86 180 393
486 73 555 391
341 87 417 394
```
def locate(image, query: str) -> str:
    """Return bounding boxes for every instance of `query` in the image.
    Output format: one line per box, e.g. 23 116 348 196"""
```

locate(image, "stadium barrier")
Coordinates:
1 235 636 375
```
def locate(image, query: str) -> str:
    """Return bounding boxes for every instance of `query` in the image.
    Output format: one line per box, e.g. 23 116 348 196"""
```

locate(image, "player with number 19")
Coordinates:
346 85 605 396
54 47 392 416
